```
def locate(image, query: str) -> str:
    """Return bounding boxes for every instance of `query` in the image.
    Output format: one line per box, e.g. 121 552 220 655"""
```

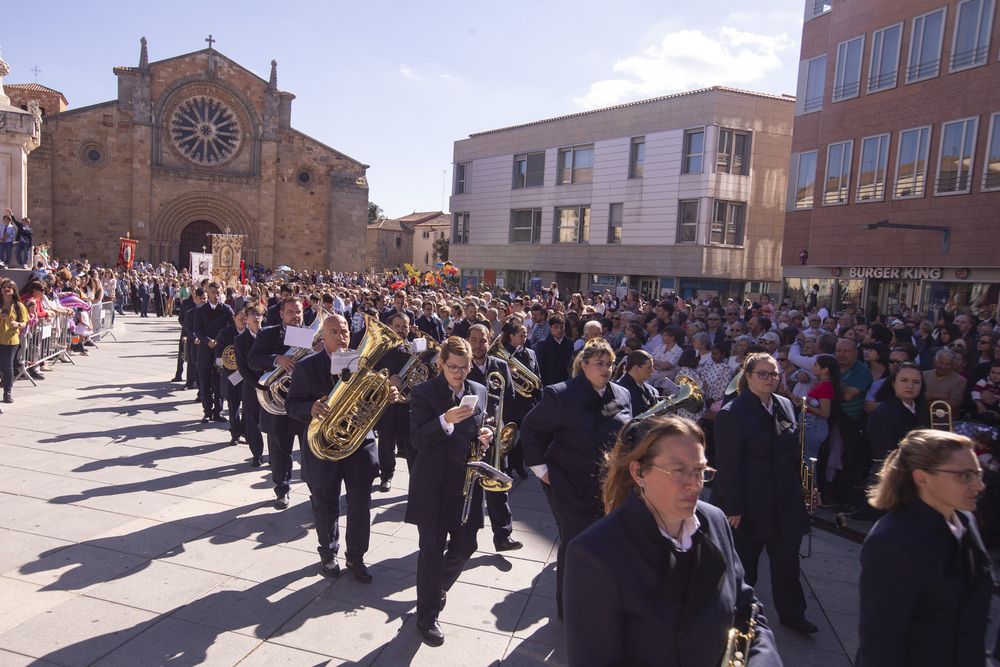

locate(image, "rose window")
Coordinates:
169 96 242 165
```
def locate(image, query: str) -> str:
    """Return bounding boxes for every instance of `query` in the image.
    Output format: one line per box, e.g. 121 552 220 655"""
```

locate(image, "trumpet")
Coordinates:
488 338 541 398
721 602 761 667
460 373 515 525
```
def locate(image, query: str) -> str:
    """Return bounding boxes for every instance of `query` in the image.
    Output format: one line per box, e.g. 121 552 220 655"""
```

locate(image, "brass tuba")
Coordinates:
488 337 541 398
929 400 953 431
631 375 704 421
307 315 414 461
396 333 442 403
257 311 326 415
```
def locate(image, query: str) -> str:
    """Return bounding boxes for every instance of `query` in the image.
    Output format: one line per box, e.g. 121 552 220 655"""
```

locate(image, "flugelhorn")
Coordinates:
257 310 326 415
488 338 541 398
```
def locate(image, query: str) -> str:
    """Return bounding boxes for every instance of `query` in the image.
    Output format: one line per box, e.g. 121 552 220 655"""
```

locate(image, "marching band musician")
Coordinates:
500 322 541 479
193 282 234 424
285 314 396 582
374 312 415 489
407 336 492 646
467 324 523 553
248 296 306 509
234 302 266 468
521 338 632 619
616 349 660 415
213 307 247 446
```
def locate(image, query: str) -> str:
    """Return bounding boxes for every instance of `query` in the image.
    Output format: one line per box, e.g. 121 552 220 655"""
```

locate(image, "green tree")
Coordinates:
432 237 449 262
368 201 385 225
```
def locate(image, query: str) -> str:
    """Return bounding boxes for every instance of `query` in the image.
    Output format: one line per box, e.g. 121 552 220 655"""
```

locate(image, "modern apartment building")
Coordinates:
783 0 1000 318
448 86 795 301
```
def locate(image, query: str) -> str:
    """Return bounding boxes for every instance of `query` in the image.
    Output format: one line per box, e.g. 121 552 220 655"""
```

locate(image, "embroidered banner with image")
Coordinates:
210 234 244 288
117 237 138 270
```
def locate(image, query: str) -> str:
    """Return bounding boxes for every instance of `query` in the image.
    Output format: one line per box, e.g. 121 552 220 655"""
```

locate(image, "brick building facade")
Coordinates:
365 218 414 272
13 39 369 271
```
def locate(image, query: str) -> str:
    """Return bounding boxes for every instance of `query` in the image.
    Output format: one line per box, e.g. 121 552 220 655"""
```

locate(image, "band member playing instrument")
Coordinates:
193 282 234 423
234 302 266 468
407 336 492 646
521 338 632 619
285 314 396 581
374 312 414 490
615 350 659 415
467 323 523 552
213 308 247 446
501 323 540 478
564 415 780 666
248 296 305 509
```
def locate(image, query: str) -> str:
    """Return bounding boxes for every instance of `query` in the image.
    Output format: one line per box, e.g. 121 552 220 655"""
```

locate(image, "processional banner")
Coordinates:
210 234 244 289
117 236 137 270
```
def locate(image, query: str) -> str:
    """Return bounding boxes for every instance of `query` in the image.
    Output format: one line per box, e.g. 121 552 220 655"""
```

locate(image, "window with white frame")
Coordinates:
801 55 827 113
608 203 623 243
452 212 470 244
676 200 699 243
984 113 1000 190
794 151 818 209
937 118 978 194
907 8 947 82
810 0 832 19
951 0 995 71
682 129 705 173
857 134 890 202
710 201 745 246
513 152 545 189
894 126 931 198
554 206 591 243
824 140 853 205
557 146 593 184
717 129 751 175
868 23 903 92
833 36 865 101
509 209 542 244
629 139 645 179
454 163 468 195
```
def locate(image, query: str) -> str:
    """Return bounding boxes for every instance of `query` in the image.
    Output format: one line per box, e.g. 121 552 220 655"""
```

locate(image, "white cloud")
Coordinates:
399 64 417 80
574 27 795 109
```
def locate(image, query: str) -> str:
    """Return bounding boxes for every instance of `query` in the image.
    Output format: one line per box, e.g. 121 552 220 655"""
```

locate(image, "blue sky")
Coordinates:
2 0 805 219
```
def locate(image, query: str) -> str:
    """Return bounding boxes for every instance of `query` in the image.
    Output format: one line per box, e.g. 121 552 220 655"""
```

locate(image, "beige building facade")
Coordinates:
448 86 795 300
404 211 450 272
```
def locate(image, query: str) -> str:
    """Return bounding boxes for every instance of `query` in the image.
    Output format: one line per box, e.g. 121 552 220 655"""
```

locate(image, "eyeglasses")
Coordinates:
443 362 471 374
585 360 613 370
925 468 984 484
888 358 903 364
649 464 716 484
753 371 781 380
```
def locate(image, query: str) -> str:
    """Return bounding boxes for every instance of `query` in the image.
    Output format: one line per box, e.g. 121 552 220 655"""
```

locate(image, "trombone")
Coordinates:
799 401 817 559
929 400 953 431
460 372 515 525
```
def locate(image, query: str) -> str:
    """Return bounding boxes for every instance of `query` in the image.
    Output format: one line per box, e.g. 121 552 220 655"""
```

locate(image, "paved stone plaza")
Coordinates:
0 315 993 666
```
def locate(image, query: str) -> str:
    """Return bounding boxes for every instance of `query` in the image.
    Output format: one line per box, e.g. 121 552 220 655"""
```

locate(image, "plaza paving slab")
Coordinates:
0 314 996 666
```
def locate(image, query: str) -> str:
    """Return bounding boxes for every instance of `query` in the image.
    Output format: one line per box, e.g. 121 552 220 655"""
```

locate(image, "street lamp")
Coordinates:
857 219 951 253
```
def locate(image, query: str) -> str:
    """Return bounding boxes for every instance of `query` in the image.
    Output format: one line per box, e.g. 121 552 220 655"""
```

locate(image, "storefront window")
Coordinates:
505 270 528 294
837 279 865 313
783 278 835 312
922 282 999 318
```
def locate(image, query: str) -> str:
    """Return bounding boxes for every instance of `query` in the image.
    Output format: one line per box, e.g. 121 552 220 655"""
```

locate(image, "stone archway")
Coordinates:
152 190 259 268
179 220 221 272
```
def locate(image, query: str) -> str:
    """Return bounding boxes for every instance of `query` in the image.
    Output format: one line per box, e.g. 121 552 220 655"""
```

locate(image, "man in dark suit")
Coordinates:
263 284 292 327
467 324 523 552
285 314 396 581
535 313 574 386
380 290 415 326
450 301 487 340
249 296 306 508
213 308 247 445
173 290 197 383
138 279 150 317
193 282 235 423
234 302 266 467
374 312 416 491
183 289 204 392
501 323 541 478
415 299 445 342
407 337 492 646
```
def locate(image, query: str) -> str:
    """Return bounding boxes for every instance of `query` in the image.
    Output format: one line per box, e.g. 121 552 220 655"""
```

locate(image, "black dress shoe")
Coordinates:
781 618 819 634
213 414 227 423
495 536 523 552
320 560 342 578
275 494 290 510
345 560 373 583
229 438 240 447
200 416 210 424
250 457 263 468
416 619 444 646
193 395 202 403
170 376 183 382
378 479 391 492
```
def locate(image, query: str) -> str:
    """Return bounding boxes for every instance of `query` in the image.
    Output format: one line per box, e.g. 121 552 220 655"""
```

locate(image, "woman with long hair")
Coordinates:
858 430 990 666
563 416 779 666
0 279 29 403
863 342 891 383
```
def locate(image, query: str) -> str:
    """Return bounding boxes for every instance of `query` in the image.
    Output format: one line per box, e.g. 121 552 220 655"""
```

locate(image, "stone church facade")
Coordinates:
18 39 369 271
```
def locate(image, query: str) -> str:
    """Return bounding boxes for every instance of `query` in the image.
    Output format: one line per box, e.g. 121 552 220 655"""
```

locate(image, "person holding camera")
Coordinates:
0 279 29 403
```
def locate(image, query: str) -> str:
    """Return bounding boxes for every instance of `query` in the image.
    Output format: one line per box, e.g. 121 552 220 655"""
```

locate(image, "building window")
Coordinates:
395 237 402 249
676 200 699 243
894 126 931 198
710 201 745 246
984 112 1000 190
833 35 864 101
717 129 751 175
513 152 545 189
510 209 542 244
608 203 623 243
422 230 429 239
951 0 995 71
629 138 645 179
800 55 827 114
557 146 593 184
793 151 818 209
857 134 890 202
682 129 705 173
452 212 470 244
936 117 978 194
810 1 832 18
454 163 468 195
823 140 853 205
554 206 591 243
907 8 947 82
868 23 903 92
424 252 429 264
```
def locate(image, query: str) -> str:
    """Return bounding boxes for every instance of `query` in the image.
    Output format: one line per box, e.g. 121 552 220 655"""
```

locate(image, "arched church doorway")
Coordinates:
178 220 221 271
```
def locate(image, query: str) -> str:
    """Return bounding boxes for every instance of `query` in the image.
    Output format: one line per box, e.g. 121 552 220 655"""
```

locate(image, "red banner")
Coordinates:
117 237 137 270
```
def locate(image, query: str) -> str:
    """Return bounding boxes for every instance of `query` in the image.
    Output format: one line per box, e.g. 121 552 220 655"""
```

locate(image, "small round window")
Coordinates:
88 149 102 162
294 166 316 189
77 140 110 169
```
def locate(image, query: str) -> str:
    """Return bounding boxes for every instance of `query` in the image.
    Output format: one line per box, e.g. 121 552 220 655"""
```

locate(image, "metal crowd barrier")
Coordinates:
88 301 118 347
17 314 75 386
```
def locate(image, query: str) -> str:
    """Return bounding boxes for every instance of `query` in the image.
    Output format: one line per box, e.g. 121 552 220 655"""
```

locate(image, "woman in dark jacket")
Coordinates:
709 352 816 634
858 429 992 666
615 349 658 416
868 361 927 461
